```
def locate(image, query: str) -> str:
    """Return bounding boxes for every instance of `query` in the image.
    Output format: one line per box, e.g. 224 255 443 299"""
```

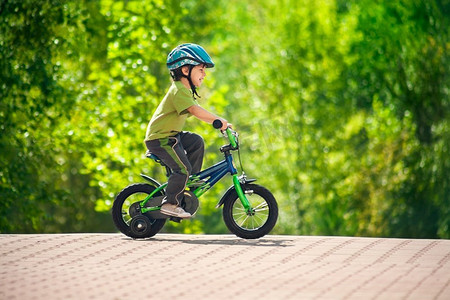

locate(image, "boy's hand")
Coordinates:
212 119 232 131
221 120 232 131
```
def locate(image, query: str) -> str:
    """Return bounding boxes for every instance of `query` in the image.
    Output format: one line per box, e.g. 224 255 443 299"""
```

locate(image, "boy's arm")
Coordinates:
187 105 230 130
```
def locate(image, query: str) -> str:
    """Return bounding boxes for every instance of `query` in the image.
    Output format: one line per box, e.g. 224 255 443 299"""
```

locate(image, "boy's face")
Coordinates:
183 64 207 87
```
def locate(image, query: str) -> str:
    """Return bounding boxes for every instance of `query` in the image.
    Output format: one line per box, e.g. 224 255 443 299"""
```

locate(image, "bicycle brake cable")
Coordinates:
237 134 245 175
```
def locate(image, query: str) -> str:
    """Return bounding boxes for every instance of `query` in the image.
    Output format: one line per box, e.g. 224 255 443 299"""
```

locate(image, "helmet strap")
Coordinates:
186 65 200 99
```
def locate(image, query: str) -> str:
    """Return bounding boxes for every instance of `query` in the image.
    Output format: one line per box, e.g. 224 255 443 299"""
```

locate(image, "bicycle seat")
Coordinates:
145 151 172 177
145 151 163 164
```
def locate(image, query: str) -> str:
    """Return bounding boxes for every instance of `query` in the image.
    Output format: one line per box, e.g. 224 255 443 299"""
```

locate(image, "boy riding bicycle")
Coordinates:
144 43 230 219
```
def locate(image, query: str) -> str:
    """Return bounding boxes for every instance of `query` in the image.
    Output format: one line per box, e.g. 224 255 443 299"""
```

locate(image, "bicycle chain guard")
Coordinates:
181 190 199 216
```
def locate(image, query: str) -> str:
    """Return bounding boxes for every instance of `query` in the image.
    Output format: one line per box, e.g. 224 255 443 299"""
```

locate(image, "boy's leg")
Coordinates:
145 136 192 206
179 131 204 174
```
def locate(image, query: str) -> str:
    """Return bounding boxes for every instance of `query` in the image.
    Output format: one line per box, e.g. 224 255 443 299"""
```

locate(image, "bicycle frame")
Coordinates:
140 128 251 214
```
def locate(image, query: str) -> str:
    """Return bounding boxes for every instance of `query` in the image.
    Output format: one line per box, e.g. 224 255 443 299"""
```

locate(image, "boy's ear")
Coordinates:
181 66 190 76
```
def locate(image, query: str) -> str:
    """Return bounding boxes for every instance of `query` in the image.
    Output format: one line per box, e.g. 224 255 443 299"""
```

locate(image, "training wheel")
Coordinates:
130 215 152 238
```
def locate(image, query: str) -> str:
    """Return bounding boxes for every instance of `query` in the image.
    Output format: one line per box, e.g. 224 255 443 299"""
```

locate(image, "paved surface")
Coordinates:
0 234 449 299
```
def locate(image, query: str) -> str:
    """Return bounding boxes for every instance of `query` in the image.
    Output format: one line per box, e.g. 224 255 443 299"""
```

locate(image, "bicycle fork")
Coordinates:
232 174 252 213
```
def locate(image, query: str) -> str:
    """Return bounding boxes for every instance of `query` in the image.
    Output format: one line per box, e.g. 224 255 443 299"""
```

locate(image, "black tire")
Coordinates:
222 184 278 239
129 215 153 238
112 183 166 239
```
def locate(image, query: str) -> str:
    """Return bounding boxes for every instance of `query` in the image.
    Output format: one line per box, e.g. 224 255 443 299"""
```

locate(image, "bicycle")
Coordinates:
112 120 278 239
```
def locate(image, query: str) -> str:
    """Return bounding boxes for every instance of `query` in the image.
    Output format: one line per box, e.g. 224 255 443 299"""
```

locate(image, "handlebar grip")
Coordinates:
213 119 223 129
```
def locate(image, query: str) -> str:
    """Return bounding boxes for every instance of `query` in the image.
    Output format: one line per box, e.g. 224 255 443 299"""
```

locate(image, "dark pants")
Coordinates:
145 132 204 205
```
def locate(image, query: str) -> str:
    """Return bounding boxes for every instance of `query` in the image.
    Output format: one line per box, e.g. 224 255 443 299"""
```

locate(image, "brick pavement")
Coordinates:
0 234 449 299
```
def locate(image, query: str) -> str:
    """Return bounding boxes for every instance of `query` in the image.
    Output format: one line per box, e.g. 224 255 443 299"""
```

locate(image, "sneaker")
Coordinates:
160 203 191 218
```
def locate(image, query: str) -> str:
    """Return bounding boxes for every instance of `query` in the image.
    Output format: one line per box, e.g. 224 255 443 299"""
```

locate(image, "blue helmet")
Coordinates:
166 43 215 71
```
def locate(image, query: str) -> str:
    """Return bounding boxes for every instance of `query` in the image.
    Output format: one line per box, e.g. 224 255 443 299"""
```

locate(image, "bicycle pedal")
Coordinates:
170 217 182 223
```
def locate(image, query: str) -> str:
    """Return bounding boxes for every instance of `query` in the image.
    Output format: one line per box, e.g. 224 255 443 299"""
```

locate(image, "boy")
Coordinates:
145 43 230 218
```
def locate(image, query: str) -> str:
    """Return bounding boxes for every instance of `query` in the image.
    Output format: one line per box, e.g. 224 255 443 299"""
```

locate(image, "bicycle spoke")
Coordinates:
239 215 250 227
250 216 259 229
233 211 266 230
253 201 267 209
234 214 247 223
254 206 269 213
233 211 247 220
253 213 265 225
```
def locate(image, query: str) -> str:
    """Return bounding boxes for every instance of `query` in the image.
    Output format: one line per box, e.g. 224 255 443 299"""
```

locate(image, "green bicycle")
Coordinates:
112 120 278 239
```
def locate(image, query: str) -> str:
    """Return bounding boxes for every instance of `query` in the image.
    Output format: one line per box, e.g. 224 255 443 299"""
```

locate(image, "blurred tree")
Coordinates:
0 0 102 232
336 0 450 238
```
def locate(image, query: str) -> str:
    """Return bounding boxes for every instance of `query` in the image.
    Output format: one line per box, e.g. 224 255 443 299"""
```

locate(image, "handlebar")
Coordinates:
212 119 224 130
213 119 238 149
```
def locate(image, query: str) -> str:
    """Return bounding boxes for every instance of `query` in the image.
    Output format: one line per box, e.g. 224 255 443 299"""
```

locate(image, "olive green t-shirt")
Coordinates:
145 81 197 141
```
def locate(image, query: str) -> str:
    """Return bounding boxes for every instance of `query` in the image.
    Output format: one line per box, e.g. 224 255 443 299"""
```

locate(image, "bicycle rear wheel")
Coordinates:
222 184 278 239
112 183 166 239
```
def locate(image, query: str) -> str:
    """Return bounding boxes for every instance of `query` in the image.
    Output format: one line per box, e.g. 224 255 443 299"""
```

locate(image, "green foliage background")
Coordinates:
1 0 449 238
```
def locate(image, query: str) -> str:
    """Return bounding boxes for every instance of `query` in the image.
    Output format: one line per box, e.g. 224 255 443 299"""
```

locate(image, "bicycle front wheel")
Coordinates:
222 184 278 239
